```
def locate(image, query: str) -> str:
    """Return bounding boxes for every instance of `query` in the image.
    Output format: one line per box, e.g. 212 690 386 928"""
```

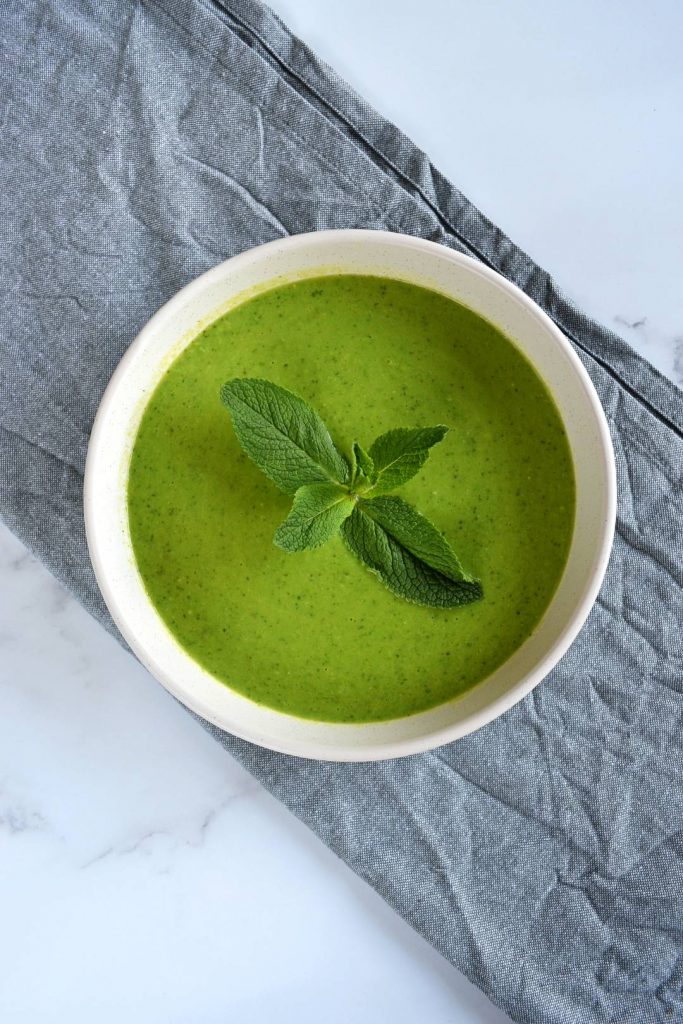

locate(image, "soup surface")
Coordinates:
128 275 575 722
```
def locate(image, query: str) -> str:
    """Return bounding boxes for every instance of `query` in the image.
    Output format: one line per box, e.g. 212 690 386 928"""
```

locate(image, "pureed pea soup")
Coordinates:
128 275 575 723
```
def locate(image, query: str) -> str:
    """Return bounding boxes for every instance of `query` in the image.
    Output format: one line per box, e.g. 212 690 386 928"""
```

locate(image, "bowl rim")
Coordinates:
84 229 617 760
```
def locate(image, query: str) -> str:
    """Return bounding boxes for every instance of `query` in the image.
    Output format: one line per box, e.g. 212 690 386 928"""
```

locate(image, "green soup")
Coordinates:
128 275 575 723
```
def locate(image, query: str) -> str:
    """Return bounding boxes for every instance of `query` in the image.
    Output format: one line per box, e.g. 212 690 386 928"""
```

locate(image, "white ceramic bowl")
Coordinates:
84 230 616 761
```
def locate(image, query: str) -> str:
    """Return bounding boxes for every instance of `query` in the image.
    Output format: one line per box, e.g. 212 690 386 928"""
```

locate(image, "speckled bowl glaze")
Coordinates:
84 230 616 761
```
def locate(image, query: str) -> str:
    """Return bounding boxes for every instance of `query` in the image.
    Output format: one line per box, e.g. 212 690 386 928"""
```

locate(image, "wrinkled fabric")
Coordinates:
1 2 682 1021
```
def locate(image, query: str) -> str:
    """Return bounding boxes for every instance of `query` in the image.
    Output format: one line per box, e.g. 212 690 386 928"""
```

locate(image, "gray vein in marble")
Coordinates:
673 337 683 388
80 786 261 870
612 313 682 387
615 315 648 330
5 548 33 573
0 804 50 835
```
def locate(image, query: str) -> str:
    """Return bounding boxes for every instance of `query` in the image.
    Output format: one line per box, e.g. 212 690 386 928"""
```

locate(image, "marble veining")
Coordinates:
614 315 683 388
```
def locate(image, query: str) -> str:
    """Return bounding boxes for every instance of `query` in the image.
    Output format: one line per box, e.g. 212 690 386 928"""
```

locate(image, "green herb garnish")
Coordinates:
220 378 482 609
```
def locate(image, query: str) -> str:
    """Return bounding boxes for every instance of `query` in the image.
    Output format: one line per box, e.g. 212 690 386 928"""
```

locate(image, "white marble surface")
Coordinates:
1 2 681 1022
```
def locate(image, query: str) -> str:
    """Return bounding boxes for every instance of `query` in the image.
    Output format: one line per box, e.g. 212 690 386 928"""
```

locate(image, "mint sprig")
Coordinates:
221 378 482 609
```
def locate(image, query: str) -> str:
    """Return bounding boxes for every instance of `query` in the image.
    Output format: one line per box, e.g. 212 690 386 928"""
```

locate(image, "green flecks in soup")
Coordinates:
127 275 575 723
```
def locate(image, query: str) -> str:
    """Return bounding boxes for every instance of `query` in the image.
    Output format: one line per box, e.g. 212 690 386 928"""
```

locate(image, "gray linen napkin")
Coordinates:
1 2 682 1021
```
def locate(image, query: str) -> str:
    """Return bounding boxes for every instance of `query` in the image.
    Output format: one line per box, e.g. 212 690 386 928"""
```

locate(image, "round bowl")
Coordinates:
84 229 616 761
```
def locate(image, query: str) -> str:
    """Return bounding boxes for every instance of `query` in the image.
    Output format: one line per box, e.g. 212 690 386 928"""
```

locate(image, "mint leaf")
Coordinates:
362 495 474 581
368 426 448 495
352 442 374 481
350 440 376 487
341 496 482 608
274 483 354 552
220 378 350 494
